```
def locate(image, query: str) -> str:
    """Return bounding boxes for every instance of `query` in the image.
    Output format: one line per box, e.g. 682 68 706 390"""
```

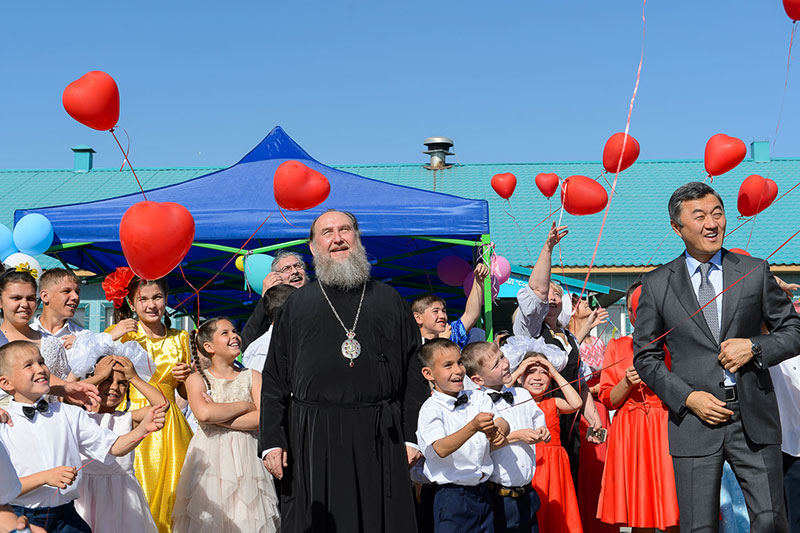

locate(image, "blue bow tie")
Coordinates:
22 399 49 420
489 391 514 405
453 394 468 408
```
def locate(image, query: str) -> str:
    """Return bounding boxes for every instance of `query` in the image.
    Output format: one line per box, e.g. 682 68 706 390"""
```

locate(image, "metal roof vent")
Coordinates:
71 145 95 172
423 137 454 170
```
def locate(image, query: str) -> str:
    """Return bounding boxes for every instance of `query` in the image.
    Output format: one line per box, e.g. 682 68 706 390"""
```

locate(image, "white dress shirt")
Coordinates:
684 250 735 386
416 389 498 486
0 399 118 508
0 440 22 505
242 326 272 372
770 354 800 456
487 386 546 487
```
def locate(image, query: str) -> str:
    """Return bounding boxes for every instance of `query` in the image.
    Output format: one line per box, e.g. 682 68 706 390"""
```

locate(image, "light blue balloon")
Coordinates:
0 224 17 261
244 254 274 292
13 214 54 256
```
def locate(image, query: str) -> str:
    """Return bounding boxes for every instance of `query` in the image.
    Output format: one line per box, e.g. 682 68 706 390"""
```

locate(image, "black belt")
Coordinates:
291 396 401 496
723 385 738 402
487 481 532 499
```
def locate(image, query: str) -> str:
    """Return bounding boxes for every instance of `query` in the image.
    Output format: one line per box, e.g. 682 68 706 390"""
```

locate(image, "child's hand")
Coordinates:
60 381 101 410
474 263 491 283
201 391 214 404
540 358 560 380
533 426 551 444
470 412 496 435
624 366 642 386
488 427 507 448
61 334 76 350
171 362 191 383
438 323 452 339
113 356 138 381
588 307 609 329
93 356 117 381
141 404 168 434
42 466 77 489
0 407 12 426
109 319 138 341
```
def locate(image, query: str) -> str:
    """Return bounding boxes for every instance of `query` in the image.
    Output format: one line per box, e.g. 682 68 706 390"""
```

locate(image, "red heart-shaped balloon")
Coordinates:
273 160 331 211
602 132 640 173
737 175 778 217
560 176 609 216
119 201 195 280
62 71 120 131
729 248 751 256
535 173 560 198
628 285 642 326
704 134 746 177
491 173 517 199
784 0 800 20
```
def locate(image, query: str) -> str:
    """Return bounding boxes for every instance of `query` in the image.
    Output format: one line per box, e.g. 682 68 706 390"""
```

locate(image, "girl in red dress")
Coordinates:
596 283 680 532
519 352 584 533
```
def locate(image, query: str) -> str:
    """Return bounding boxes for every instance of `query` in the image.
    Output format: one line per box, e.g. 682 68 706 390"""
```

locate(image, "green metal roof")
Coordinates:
338 157 800 267
4 152 800 270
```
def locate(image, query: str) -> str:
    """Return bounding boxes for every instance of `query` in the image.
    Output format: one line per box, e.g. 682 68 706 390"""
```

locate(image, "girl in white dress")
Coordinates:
172 317 280 533
75 352 163 533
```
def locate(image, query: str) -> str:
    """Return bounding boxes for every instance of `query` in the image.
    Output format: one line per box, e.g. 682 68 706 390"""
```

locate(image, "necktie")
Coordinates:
453 394 468 408
489 391 514 405
698 263 720 343
22 399 49 420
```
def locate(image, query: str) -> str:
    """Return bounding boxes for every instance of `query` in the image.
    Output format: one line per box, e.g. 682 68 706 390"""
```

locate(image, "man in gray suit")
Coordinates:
634 181 800 532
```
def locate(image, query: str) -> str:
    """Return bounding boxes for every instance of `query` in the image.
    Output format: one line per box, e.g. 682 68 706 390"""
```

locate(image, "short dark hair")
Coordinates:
410 294 446 315
418 337 459 368
263 284 297 323
668 182 724 227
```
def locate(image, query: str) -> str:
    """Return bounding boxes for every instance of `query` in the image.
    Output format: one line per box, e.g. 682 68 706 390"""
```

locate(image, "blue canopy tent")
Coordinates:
16 127 495 332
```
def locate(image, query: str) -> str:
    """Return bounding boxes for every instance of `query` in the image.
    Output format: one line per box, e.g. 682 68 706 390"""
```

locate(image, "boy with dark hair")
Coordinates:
416 338 510 532
242 284 297 371
463 341 549 532
0 341 166 533
412 264 490 348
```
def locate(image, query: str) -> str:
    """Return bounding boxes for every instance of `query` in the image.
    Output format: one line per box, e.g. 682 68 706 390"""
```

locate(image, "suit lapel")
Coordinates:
719 249 744 340
667 255 718 345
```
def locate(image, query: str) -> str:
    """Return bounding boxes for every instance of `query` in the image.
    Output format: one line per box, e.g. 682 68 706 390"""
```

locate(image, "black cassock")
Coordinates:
259 279 425 533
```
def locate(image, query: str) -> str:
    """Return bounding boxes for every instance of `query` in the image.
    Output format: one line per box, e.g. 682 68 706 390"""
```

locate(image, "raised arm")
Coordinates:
530 223 568 301
460 263 490 332
113 356 168 424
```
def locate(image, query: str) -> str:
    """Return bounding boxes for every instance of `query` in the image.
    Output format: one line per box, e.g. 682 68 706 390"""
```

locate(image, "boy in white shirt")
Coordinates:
416 338 510 533
0 340 166 533
463 341 550 533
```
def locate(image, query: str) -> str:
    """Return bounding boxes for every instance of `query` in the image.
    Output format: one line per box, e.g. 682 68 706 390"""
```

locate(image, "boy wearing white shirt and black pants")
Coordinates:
0 341 166 533
416 338 510 533
463 341 550 533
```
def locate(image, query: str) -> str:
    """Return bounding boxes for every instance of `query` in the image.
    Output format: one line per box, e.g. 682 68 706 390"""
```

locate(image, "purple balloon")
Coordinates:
463 271 499 299
437 256 472 287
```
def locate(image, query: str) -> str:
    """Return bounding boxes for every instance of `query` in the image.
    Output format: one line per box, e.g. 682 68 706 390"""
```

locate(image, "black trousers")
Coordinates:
784 452 800 533
672 400 788 533
11 502 91 533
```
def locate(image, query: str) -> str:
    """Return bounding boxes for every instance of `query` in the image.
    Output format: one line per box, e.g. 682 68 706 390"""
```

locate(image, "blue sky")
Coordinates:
1 1 799 170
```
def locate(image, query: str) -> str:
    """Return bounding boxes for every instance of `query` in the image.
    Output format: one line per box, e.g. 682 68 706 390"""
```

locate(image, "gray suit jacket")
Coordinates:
633 249 800 457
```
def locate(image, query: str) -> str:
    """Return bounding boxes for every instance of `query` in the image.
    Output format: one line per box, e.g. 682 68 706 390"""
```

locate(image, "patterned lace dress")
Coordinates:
172 369 280 533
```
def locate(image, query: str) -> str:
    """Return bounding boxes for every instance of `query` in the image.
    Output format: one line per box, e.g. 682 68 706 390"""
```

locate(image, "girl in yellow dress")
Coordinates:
103 267 194 533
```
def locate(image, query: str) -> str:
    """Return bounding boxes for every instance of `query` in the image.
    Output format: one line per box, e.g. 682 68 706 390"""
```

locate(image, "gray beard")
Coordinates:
313 241 372 290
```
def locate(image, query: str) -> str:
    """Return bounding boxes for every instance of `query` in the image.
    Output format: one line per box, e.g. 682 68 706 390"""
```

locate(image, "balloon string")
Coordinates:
596 170 618 194
773 23 796 156
178 265 201 328
110 129 147 201
278 208 299 228
171 213 272 313
116 127 131 172
634 227 670 284
577 0 646 302
502 199 534 264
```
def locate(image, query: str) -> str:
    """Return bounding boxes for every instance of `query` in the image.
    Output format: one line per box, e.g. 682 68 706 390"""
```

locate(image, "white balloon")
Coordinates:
3 252 42 283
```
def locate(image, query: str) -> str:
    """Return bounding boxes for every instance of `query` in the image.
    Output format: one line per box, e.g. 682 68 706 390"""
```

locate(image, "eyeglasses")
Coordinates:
277 262 305 275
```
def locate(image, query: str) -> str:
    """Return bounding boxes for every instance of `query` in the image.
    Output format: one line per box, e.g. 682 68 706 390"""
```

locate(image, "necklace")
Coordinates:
318 281 367 367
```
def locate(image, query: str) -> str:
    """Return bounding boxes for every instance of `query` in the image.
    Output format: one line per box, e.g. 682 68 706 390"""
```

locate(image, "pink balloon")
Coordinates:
437 256 472 287
463 272 499 299
494 256 511 284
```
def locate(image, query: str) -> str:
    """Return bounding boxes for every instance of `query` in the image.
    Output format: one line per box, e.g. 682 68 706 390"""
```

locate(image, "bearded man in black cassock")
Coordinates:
259 209 426 532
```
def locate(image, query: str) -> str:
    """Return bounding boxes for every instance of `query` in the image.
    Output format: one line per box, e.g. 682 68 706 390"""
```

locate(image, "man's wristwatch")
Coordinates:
751 340 763 368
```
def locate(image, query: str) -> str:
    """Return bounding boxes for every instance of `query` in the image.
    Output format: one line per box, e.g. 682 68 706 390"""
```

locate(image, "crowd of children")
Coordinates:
1 216 797 533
